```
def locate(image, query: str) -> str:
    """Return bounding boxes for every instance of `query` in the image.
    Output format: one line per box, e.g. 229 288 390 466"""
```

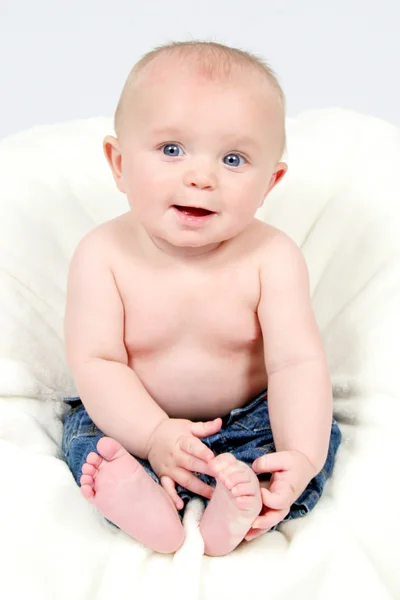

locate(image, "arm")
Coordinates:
64 230 168 459
257 232 333 476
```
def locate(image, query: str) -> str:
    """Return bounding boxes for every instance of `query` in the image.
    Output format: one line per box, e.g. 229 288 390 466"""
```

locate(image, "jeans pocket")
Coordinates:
230 399 271 434
232 415 272 434
62 397 83 420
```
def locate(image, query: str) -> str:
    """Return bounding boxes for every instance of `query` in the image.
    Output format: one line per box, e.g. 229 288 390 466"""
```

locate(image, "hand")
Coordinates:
147 417 222 509
244 450 316 541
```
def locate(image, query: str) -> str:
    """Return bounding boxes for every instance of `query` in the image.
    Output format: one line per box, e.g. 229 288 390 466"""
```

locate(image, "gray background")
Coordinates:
1 0 399 140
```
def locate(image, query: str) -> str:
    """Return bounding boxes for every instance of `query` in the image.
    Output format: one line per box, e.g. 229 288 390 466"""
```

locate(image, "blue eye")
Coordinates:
162 143 184 157
223 153 245 167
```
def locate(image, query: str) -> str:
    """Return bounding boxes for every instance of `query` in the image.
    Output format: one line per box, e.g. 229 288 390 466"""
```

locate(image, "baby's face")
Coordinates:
111 65 286 253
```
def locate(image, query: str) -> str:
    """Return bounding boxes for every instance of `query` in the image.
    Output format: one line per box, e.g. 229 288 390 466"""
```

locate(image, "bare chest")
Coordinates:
114 260 262 356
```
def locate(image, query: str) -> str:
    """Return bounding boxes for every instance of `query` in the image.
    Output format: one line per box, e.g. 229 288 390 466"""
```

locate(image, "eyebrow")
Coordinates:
223 136 261 151
150 127 184 138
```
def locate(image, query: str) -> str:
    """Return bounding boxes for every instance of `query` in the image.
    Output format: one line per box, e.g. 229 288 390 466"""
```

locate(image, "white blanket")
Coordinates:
0 109 399 600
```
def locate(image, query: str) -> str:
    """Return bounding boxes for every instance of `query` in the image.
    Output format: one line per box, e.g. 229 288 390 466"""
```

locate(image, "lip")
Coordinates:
171 205 217 226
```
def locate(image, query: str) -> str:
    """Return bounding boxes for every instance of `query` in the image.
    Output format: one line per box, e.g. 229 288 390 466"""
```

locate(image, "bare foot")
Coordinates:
199 453 262 556
80 437 184 554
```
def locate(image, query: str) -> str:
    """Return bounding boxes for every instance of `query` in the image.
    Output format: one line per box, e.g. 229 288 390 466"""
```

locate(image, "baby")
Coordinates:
62 41 341 556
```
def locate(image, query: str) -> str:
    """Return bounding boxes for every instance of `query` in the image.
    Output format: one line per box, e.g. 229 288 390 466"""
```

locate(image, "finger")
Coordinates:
191 418 222 439
244 528 264 542
180 454 216 477
179 436 215 463
252 451 293 474
174 468 215 500
252 507 288 532
160 476 184 510
260 484 291 511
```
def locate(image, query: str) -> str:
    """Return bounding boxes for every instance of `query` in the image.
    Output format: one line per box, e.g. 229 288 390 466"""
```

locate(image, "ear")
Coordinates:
103 135 126 193
260 161 288 206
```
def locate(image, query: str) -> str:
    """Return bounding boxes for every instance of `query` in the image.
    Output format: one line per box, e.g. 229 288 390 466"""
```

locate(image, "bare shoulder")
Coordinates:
247 218 301 255
69 212 131 267
251 219 309 283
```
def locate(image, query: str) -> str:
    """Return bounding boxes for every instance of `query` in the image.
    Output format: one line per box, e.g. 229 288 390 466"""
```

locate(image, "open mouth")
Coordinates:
173 205 214 217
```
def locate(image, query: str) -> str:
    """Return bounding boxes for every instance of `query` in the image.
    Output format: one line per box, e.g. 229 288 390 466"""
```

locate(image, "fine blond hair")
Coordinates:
114 40 286 155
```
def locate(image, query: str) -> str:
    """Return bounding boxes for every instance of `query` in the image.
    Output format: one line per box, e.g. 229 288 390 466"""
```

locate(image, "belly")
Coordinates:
128 344 268 420
117 236 267 419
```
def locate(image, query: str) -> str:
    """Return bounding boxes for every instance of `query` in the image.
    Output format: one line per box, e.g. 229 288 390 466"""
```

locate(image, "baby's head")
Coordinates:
104 41 287 256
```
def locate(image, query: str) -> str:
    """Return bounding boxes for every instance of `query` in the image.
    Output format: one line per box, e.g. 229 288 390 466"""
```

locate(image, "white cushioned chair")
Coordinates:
0 108 399 600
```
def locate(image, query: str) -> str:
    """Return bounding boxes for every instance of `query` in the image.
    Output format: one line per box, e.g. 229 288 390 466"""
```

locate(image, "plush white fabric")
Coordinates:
0 109 399 600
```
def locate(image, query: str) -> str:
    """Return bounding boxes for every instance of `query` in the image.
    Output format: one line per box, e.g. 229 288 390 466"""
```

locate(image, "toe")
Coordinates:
80 483 95 500
80 474 93 486
217 452 236 464
236 495 258 510
211 452 236 473
86 452 103 468
225 473 250 490
224 466 251 488
231 482 256 497
96 437 126 462
82 463 96 476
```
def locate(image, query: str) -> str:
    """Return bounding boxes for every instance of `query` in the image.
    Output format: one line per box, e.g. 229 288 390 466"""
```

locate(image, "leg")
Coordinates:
199 453 262 557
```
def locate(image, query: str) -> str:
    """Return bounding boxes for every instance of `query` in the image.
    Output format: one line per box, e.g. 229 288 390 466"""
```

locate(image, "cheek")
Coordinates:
126 156 173 196
226 178 263 216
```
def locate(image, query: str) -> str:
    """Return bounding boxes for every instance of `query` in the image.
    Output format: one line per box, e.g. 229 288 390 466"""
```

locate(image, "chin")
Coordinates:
171 238 213 248
170 233 227 248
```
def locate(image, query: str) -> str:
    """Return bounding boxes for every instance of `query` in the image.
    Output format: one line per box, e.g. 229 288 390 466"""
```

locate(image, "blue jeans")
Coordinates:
62 390 342 529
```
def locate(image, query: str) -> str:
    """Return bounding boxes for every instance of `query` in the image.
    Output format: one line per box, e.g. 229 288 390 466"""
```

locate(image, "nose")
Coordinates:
183 168 217 191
